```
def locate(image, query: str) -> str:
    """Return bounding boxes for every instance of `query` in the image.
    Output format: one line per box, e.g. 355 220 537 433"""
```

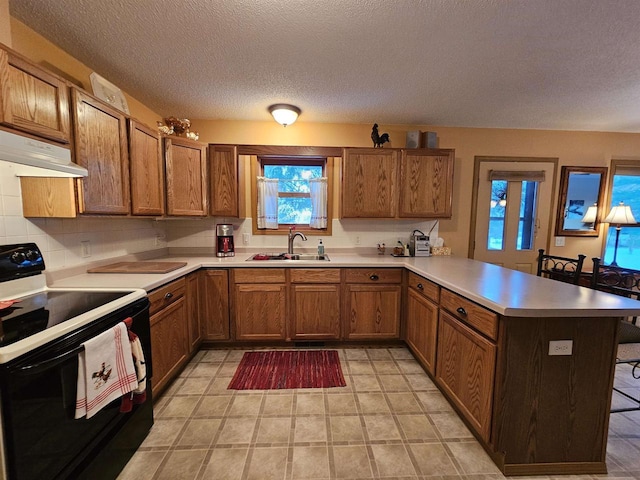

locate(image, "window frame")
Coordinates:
250 153 334 235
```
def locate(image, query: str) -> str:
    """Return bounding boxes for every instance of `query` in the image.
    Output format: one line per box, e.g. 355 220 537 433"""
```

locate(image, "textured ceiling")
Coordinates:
9 0 640 132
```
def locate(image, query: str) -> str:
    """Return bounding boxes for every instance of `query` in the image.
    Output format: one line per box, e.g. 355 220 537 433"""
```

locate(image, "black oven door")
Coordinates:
0 298 153 480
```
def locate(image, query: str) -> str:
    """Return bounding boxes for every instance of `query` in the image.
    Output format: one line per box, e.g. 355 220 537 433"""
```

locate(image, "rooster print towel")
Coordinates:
75 322 138 419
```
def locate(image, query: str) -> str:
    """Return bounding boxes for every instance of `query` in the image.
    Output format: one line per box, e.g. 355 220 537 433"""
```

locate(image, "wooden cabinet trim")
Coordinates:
345 268 403 284
72 88 131 214
164 136 208 216
129 119 165 216
149 277 186 316
440 288 498 340
436 310 496 442
407 272 440 303
0 46 71 144
234 268 286 283
209 144 239 217
290 268 341 283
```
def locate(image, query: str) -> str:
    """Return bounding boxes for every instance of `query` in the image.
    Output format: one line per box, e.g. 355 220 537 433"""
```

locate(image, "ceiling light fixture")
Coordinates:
268 104 301 127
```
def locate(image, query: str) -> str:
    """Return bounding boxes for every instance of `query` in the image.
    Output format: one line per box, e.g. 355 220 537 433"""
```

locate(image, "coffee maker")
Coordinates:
216 224 235 257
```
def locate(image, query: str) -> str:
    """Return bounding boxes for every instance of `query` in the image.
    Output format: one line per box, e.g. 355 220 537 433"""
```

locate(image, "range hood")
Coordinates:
0 129 88 177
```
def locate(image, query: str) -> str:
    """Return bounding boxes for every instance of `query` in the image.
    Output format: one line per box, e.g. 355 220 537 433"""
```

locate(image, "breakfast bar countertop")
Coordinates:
48 251 640 318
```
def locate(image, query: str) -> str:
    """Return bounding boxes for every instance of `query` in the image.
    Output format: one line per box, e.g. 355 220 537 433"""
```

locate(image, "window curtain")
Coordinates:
257 177 279 229
309 177 328 229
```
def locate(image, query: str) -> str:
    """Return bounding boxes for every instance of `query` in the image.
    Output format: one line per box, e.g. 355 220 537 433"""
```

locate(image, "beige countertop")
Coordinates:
49 252 640 318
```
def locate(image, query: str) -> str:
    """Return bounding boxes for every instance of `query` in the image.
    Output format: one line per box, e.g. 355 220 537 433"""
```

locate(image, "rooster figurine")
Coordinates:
371 123 390 148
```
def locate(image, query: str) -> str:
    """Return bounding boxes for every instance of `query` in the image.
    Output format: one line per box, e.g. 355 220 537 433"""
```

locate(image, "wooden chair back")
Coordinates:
536 249 586 285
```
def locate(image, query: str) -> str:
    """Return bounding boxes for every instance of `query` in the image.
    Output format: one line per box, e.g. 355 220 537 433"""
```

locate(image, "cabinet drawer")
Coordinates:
148 277 186 316
290 268 341 283
440 289 498 340
345 268 403 284
408 272 439 303
234 268 286 283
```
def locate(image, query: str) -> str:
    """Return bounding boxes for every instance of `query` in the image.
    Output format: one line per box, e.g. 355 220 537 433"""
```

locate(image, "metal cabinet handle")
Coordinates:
417 283 424 290
456 307 467 316
370 274 379 281
165 292 173 300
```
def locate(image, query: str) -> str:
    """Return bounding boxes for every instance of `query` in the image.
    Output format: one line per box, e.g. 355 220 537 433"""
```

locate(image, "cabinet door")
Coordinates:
186 271 202 352
344 284 401 339
150 297 188 396
436 310 496 442
73 89 130 214
406 288 439 374
165 137 208 216
290 284 341 340
341 148 397 218
209 144 239 216
398 149 454 218
0 47 71 144
235 284 286 341
200 269 230 341
129 120 165 216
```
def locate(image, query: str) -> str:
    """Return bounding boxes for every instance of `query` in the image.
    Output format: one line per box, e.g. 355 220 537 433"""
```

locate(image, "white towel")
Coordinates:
75 322 138 419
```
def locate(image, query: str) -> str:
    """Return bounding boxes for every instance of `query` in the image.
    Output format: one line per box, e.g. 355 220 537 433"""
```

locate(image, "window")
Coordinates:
251 154 334 234
262 159 324 224
603 161 640 268
487 176 540 251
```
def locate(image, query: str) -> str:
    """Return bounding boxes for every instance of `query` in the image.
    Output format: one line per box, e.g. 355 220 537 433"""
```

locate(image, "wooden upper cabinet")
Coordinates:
341 148 398 218
164 137 208 216
209 144 239 217
72 89 130 214
398 149 454 218
0 47 71 144
129 120 165 216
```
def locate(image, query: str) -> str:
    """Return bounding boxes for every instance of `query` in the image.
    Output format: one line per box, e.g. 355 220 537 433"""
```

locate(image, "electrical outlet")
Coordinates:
243 233 250 245
80 240 91 258
548 340 573 356
355 236 361 245
154 234 165 246
555 236 565 247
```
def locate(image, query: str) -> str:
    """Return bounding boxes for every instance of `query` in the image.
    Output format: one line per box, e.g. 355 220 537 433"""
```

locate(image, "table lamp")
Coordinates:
604 201 637 266
581 203 598 228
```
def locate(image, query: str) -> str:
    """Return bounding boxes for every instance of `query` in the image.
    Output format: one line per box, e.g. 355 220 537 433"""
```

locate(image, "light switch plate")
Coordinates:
549 340 573 355
555 236 566 247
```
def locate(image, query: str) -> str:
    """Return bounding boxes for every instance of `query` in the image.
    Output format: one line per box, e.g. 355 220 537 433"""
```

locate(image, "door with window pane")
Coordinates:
473 161 555 272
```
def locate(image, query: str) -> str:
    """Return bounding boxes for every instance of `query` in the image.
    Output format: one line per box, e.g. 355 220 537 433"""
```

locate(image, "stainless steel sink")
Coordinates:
248 253 330 261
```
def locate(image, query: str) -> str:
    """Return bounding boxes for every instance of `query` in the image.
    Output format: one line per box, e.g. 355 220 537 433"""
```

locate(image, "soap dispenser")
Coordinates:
317 239 324 255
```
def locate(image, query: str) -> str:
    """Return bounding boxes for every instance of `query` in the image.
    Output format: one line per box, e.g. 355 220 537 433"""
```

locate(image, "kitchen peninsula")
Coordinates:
50 253 640 476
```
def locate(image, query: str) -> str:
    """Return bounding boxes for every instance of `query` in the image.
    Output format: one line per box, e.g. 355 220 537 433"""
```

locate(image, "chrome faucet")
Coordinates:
287 227 307 254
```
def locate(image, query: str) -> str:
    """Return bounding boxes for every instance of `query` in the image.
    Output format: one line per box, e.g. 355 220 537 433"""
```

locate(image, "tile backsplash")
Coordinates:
0 164 168 271
1 163 442 271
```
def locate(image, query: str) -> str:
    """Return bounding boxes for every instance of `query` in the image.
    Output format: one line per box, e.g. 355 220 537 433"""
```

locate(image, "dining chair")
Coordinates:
591 257 640 412
536 249 586 285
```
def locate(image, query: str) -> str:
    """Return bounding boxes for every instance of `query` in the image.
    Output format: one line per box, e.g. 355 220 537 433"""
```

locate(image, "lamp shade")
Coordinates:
604 201 637 225
581 203 598 224
268 104 301 126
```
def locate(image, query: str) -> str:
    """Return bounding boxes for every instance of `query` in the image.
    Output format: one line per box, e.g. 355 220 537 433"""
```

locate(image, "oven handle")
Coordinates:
14 345 84 376
13 304 149 376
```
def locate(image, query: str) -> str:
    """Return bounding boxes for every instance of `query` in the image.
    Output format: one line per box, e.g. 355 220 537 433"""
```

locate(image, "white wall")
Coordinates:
0 164 168 271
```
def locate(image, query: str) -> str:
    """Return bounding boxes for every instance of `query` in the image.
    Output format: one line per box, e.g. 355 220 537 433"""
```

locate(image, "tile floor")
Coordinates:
117 347 640 480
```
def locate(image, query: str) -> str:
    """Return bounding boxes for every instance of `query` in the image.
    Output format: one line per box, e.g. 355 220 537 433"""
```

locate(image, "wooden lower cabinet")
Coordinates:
344 284 401 339
149 279 189 397
435 310 496 442
405 288 438 374
235 284 287 340
290 284 341 340
199 269 230 341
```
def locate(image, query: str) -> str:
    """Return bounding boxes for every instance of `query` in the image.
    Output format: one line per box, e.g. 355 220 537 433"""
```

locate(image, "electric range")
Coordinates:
0 243 153 480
